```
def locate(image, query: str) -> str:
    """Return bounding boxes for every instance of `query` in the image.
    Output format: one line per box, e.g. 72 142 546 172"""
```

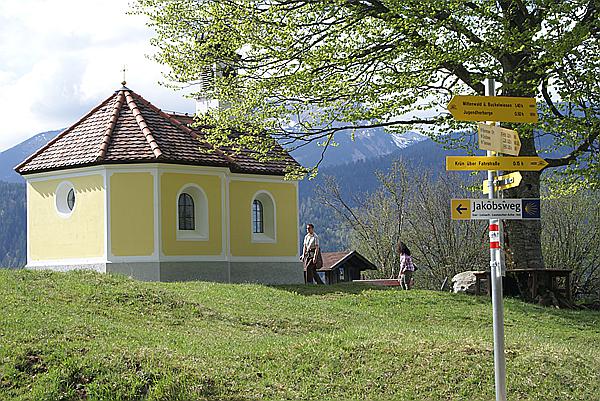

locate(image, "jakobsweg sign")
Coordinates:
451 199 541 220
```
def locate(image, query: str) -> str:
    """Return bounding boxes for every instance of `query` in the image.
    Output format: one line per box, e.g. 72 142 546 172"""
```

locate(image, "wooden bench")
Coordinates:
473 269 572 304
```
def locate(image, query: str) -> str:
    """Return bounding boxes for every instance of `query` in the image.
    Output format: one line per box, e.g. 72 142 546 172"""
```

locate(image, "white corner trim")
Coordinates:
105 168 114 262
149 168 159 261
103 169 109 261
25 181 31 266
153 167 161 260
224 174 231 282
294 180 300 259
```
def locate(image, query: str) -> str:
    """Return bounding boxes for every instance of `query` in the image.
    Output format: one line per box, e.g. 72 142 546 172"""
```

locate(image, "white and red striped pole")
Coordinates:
489 223 501 249
486 78 507 401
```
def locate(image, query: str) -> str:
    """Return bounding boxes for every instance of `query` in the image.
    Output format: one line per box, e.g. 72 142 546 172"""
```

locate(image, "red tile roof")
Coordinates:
16 88 300 176
319 251 378 272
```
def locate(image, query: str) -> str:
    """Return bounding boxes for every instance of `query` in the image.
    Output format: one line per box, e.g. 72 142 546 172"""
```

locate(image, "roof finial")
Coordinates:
121 65 127 87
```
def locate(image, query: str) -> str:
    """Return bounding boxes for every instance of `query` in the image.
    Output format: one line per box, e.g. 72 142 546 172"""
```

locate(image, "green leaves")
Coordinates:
134 0 599 188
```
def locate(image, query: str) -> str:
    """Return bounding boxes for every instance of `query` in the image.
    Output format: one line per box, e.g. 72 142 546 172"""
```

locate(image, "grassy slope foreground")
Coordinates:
0 271 598 401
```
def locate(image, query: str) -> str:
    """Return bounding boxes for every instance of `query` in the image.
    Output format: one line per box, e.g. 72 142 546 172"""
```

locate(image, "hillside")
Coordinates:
0 181 26 267
300 137 478 200
0 270 598 401
298 138 483 252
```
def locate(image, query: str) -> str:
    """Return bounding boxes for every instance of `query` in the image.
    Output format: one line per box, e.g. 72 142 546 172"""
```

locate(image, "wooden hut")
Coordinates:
317 251 378 284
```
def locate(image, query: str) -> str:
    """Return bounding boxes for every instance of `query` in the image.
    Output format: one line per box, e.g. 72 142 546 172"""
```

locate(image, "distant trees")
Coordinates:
542 193 600 303
314 160 600 302
316 161 411 279
316 160 487 288
298 195 347 253
405 171 488 289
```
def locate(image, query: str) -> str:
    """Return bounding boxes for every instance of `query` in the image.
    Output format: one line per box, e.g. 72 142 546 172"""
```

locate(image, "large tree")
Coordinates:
135 0 600 269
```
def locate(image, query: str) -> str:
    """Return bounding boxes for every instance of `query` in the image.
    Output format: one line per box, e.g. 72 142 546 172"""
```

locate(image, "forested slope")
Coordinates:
0 181 26 267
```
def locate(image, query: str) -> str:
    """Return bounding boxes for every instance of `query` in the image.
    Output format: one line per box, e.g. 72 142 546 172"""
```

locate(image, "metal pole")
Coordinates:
486 78 507 401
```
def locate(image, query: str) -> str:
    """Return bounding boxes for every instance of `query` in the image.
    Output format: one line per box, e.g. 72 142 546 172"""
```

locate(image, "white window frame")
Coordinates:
55 181 76 218
251 190 276 243
252 199 264 234
176 184 209 241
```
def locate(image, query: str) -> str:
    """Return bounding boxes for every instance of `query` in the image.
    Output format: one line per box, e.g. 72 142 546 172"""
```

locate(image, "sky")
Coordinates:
0 0 196 152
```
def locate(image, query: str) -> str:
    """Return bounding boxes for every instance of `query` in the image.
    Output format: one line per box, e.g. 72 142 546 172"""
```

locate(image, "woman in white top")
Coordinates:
397 241 415 290
301 223 324 284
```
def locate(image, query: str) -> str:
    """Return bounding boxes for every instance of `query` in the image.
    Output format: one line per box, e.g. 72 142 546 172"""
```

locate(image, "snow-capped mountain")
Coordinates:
289 127 426 168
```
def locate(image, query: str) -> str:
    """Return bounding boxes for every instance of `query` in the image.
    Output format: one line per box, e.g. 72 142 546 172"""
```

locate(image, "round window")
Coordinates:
56 181 76 217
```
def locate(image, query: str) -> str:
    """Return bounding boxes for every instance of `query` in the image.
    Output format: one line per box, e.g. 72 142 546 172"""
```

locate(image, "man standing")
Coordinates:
301 223 324 284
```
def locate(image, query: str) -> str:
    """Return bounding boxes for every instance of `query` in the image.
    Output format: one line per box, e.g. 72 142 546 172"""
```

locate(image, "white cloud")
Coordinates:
0 0 195 152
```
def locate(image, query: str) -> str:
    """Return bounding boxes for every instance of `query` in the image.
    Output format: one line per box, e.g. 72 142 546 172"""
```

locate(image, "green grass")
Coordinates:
0 270 598 401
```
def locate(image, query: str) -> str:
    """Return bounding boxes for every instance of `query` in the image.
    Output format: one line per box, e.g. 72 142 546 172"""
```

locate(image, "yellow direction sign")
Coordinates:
446 156 548 171
482 172 523 194
478 123 521 156
447 95 538 123
451 199 471 220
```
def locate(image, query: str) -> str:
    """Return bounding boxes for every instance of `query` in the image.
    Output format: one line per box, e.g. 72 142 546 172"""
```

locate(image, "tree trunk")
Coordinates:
500 52 545 270
503 135 545 269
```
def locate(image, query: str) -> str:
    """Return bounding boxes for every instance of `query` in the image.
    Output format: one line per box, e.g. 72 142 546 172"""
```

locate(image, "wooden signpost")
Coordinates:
446 156 548 171
446 85 540 401
482 172 523 194
447 95 538 123
478 123 521 156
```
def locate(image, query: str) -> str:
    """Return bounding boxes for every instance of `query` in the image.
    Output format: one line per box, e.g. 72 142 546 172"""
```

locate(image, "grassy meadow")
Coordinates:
0 270 598 400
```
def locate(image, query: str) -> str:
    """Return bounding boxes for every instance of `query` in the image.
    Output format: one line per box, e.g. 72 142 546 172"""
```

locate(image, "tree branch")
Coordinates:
541 75 565 119
545 127 600 168
441 62 485 95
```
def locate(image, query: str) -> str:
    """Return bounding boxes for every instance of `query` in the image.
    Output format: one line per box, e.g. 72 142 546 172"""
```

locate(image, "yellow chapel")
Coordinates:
15 86 303 283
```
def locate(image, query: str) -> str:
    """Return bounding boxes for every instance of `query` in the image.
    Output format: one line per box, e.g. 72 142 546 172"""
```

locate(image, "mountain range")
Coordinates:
289 128 426 168
0 126 426 183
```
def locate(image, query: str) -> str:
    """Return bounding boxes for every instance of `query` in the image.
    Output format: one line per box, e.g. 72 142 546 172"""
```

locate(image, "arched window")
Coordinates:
251 191 276 242
178 193 195 230
176 185 209 240
252 199 264 233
